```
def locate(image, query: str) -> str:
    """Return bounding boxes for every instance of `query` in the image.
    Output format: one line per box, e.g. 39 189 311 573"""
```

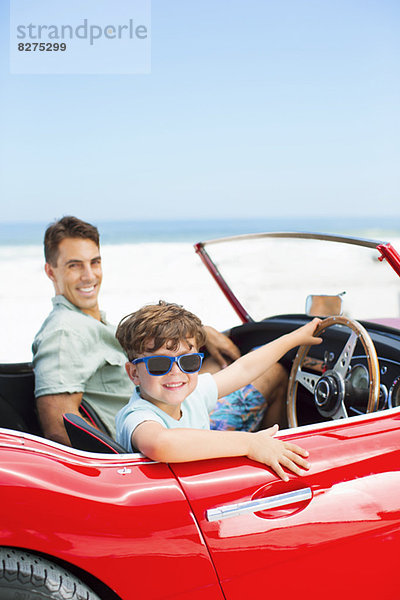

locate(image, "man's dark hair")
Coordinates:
44 216 100 266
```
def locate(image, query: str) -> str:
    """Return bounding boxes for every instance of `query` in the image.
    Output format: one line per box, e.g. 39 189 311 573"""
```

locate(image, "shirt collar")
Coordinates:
52 295 108 323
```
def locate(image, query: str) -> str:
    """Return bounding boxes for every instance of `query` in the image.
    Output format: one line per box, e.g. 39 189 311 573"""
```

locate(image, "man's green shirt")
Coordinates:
32 295 133 438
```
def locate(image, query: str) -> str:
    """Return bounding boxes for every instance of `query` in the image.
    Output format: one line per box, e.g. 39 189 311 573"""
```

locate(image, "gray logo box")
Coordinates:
10 0 151 74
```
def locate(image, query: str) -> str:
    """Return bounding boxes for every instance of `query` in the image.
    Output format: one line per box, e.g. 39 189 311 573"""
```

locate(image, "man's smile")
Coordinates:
78 285 97 294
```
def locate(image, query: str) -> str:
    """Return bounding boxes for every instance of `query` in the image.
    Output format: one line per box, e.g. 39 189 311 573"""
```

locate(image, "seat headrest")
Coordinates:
63 413 127 454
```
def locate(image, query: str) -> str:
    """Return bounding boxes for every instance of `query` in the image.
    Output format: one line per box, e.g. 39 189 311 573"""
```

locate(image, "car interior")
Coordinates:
228 315 400 425
1 312 400 454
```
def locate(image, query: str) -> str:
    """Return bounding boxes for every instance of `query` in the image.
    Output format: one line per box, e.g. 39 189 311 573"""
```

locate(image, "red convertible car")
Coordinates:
1 232 400 599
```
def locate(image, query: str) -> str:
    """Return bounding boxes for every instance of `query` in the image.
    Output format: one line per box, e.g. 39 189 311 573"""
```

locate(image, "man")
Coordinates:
33 216 287 447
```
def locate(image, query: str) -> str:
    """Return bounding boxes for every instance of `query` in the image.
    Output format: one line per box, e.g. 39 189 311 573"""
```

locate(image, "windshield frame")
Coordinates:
194 232 400 323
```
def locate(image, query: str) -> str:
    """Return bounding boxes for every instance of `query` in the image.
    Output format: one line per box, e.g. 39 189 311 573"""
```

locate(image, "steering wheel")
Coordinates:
287 316 380 428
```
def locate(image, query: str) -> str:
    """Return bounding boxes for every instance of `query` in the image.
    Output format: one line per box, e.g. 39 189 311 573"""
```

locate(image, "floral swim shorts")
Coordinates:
209 384 267 432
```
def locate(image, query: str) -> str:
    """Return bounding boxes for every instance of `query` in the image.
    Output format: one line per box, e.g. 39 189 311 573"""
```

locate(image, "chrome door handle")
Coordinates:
206 487 312 522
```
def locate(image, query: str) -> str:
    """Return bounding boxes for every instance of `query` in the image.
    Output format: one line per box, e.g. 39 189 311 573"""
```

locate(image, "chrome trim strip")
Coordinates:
199 232 386 249
206 487 312 522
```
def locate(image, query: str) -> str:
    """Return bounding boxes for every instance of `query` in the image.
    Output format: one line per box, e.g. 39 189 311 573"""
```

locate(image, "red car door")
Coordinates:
171 411 400 600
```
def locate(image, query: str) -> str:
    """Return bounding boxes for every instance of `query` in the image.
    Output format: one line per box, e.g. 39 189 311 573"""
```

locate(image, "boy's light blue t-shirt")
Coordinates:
116 373 218 452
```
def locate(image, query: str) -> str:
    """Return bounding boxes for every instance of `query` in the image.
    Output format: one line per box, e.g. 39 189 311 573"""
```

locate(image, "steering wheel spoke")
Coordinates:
333 330 358 378
295 369 320 394
330 402 348 420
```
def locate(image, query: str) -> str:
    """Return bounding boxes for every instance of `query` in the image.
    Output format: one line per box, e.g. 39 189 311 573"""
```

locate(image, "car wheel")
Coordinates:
0 547 101 599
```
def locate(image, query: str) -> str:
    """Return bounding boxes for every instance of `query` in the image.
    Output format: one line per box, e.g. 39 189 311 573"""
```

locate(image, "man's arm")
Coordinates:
132 421 310 481
36 392 84 446
203 325 241 369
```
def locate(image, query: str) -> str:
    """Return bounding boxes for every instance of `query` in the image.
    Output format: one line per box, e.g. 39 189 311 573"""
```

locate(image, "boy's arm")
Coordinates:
213 318 322 398
132 421 310 481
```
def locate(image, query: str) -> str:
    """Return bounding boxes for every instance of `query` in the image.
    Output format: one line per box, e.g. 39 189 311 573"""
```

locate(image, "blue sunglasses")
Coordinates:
132 353 204 376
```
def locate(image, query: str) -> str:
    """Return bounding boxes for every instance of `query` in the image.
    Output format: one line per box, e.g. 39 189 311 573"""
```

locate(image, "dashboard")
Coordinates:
228 315 400 426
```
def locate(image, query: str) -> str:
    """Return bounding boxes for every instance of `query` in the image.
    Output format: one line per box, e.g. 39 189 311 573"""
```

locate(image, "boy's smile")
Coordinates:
126 338 199 420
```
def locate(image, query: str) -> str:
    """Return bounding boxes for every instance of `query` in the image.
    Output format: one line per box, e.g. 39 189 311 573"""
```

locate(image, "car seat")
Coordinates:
0 363 42 435
63 413 127 454
0 362 111 440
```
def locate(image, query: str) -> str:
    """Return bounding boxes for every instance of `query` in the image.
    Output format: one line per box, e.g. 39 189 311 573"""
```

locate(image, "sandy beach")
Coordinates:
2 235 400 363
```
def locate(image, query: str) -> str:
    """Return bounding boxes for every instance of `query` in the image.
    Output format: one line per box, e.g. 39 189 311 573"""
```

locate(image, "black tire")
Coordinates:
0 547 102 599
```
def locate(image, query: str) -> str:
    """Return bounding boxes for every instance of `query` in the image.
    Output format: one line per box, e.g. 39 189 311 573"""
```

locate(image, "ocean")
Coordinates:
1 216 399 246
1 217 400 363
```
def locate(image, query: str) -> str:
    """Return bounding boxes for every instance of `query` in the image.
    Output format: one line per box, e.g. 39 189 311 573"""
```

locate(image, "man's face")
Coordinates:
45 237 102 319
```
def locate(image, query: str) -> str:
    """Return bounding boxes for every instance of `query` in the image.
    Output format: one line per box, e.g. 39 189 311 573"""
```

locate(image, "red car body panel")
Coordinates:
0 432 223 599
172 410 400 599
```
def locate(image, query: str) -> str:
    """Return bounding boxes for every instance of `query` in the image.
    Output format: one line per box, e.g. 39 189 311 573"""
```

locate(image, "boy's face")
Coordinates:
125 338 199 420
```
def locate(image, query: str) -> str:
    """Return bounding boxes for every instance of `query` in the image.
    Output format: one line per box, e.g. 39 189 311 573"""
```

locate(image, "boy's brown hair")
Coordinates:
116 301 207 361
44 216 100 266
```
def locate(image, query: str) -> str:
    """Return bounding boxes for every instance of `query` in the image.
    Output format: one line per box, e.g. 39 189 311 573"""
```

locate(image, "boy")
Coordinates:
116 301 322 481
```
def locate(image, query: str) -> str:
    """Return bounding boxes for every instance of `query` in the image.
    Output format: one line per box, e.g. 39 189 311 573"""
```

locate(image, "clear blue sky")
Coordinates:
0 0 399 223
